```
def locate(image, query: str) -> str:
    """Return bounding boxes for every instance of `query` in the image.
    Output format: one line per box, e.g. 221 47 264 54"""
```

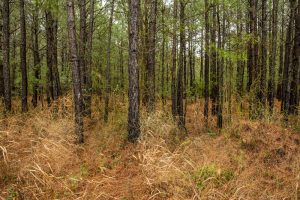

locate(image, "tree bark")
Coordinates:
176 0 185 127
171 0 178 117
31 4 41 108
204 0 210 127
281 0 296 119
20 0 28 112
67 0 84 143
259 0 268 114
145 0 157 112
289 0 300 114
104 0 115 122
3 0 11 112
128 0 140 142
268 0 278 113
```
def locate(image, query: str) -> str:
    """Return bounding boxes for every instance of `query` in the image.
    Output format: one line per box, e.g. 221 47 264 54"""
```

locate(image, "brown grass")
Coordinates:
0 96 299 199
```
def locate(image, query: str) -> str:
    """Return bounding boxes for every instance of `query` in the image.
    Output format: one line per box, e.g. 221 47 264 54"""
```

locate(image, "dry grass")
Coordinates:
0 96 299 199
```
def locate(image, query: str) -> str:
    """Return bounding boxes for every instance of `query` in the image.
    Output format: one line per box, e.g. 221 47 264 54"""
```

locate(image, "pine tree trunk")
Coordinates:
46 11 54 105
289 0 300 114
176 0 185 127
204 0 210 127
104 0 115 122
259 0 268 114
128 0 140 142
145 0 157 112
20 0 28 112
276 7 285 100
3 0 11 112
86 0 95 117
0 12 4 98
268 0 278 113
32 4 41 108
171 0 178 117
281 0 296 119
67 0 84 143
210 2 217 115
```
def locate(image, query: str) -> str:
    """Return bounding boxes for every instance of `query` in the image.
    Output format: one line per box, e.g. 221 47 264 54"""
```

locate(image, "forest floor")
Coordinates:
0 96 300 200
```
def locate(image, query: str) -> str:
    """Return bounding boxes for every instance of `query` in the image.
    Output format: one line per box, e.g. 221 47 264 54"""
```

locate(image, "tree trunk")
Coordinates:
128 0 140 142
3 0 11 112
20 0 28 112
32 4 41 108
176 0 185 127
210 1 217 115
66 0 84 143
217 3 223 129
171 0 178 117
104 0 115 122
281 0 296 119
145 0 157 112
0 12 4 98
276 7 285 100
204 0 210 127
289 0 300 114
46 10 54 105
86 0 95 117
161 5 166 107
259 0 268 115
268 0 278 113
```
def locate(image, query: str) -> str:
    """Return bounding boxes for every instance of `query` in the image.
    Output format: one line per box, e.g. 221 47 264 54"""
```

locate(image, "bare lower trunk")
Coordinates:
128 0 140 142
67 0 84 143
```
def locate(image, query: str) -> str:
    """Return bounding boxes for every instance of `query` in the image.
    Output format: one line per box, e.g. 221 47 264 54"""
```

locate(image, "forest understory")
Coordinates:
0 96 299 200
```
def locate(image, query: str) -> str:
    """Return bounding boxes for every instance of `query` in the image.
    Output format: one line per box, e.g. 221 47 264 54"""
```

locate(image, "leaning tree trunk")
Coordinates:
20 0 28 112
66 0 84 143
128 0 140 142
3 0 11 112
104 0 115 122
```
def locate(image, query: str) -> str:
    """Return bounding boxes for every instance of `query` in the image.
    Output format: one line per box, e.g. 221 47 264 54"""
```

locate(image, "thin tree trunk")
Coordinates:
217 3 223 129
3 0 11 112
104 0 115 122
20 0 28 112
204 0 210 127
277 7 285 100
86 0 95 117
145 0 157 112
210 1 217 115
259 0 268 115
128 0 140 142
268 0 278 113
171 0 178 117
161 5 166 107
46 10 54 105
67 0 84 143
32 4 41 108
176 0 185 127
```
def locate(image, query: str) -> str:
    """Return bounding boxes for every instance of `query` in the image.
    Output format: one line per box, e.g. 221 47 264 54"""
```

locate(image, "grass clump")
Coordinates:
192 164 235 190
